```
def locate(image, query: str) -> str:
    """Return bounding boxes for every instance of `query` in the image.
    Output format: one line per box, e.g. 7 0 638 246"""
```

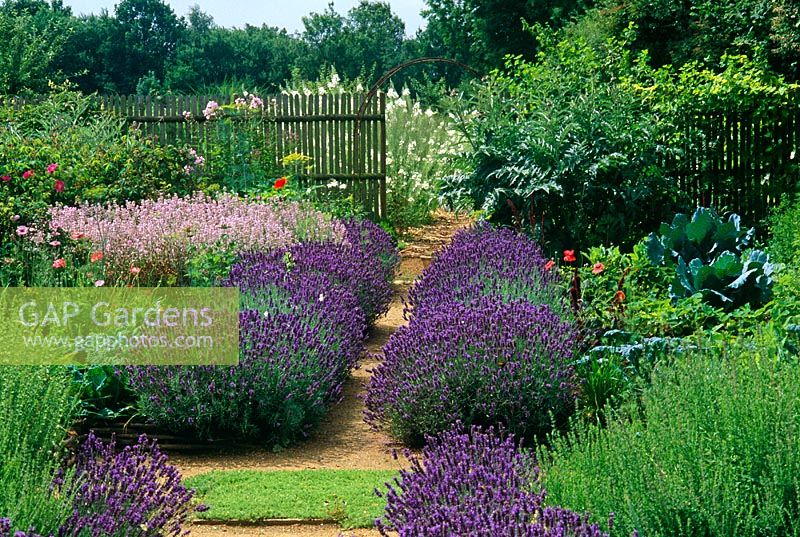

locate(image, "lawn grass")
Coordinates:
185 469 396 529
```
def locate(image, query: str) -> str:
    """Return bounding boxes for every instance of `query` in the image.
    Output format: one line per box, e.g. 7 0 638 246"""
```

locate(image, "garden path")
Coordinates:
182 210 473 537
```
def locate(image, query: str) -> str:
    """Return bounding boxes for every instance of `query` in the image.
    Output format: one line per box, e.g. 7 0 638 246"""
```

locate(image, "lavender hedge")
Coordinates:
128 263 365 444
405 222 564 319
365 296 576 445
56 433 196 537
376 426 610 537
342 218 399 283
125 217 395 444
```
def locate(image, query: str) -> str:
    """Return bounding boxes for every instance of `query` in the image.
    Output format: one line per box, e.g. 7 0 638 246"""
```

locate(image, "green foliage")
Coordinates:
0 1 73 95
541 333 800 536
767 196 800 346
68 366 137 421
0 90 202 237
565 238 772 340
0 366 76 534
418 0 594 79
647 208 774 310
185 95 282 194
186 469 395 528
298 1 405 84
574 331 682 421
185 241 239 287
444 26 680 252
769 195 800 264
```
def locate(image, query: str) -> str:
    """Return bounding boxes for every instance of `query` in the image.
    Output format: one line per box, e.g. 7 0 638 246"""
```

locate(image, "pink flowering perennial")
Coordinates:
47 193 345 283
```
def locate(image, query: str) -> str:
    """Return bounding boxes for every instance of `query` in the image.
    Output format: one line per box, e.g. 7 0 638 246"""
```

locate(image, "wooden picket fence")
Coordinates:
666 106 800 224
10 93 388 218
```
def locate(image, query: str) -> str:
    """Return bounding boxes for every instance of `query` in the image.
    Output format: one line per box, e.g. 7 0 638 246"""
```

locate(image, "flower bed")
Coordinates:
44 193 345 284
127 218 397 445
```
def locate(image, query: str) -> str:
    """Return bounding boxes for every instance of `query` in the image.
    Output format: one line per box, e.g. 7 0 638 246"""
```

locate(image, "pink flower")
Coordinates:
15 226 29 236
54 180 65 192
10 215 20 222
130 266 141 275
1 175 9 182
52 258 66 269
90 251 104 263
592 262 605 275
544 260 555 271
46 163 58 174
49 240 61 247
94 280 105 287
22 170 33 179
70 231 86 240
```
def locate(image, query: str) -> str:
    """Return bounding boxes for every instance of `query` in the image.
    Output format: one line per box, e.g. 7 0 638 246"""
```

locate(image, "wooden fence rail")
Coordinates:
666 106 800 224
9 93 388 218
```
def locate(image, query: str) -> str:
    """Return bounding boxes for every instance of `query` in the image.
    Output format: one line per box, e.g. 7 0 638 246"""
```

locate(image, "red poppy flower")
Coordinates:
563 250 576 263
90 251 104 263
274 177 287 190
22 170 34 179
54 180 65 192
614 290 626 303
1 175 9 182
592 262 605 275
544 260 555 271
52 258 66 269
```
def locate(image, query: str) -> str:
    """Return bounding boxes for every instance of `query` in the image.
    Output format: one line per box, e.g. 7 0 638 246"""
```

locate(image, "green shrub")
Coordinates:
541 333 800 537
443 26 680 252
0 92 203 237
0 367 76 534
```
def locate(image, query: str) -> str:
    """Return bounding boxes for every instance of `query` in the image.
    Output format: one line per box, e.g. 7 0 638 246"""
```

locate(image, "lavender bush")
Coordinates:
365 296 577 445
56 433 196 537
45 193 345 284
405 222 565 319
342 218 399 282
376 425 610 537
284 242 393 324
127 260 366 444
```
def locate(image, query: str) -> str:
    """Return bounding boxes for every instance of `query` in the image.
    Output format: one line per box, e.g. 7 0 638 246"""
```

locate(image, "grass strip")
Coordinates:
185 469 396 529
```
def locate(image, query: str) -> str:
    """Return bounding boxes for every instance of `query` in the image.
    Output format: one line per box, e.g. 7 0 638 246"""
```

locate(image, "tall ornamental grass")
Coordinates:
384 87 466 230
541 334 800 537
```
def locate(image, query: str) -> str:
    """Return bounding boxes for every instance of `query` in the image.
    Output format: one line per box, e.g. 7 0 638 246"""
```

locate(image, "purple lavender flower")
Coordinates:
342 218 399 282
376 425 609 537
365 296 577 445
0 519 46 537
405 222 565 319
56 433 195 537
